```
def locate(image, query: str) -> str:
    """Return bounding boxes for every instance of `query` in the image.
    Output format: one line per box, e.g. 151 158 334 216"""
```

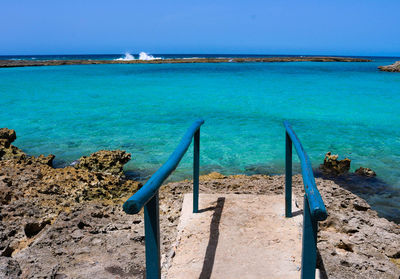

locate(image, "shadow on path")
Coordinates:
199 197 225 279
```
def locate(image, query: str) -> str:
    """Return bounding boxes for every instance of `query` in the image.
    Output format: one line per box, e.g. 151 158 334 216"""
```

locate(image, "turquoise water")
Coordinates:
1 58 400 189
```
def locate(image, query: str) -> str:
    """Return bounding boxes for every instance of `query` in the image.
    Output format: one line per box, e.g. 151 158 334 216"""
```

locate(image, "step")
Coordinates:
167 193 303 279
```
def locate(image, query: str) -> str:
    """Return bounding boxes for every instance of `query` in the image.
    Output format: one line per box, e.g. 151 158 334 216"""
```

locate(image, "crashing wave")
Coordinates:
114 52 162 61
115 52 135 61
138 52 161 60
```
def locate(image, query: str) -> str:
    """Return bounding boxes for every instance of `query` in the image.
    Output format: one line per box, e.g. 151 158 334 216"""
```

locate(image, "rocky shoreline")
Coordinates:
378 61 400 72
1 128 399 278
0 57 371 68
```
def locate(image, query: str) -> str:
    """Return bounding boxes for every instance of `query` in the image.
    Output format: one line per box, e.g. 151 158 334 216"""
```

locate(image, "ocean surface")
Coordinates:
1 54 400 220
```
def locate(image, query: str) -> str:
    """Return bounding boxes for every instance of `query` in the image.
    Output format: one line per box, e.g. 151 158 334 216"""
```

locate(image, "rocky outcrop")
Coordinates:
0 134 142 278
378 61 400 72
0 128 26 161
355 167 376 177
0 128 55 166
0 128 16 146
314 178 400 278
74 150 131 175
0 131 398 278
320 152 351 175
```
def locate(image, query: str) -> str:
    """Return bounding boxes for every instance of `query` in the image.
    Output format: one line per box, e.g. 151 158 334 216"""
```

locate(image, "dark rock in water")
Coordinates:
355 167 376 177
74 150 131 175
378 61 400 72
0 257 21 279
320 152 351 175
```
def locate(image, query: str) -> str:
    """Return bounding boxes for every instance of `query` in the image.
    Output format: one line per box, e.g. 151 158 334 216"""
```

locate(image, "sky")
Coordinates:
1 0 399 56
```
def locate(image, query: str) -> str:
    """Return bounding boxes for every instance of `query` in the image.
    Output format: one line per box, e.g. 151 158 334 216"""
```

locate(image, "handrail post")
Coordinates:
193 128 200 213
301 195 318 279
285 131 292 217
144 191 161 279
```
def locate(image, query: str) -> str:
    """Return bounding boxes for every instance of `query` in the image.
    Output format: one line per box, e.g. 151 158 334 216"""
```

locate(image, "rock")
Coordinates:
0 128 16 146
75 150 131 175
0 257 21 279
0 57 372 68
378 61 400 72
0 128 55 165
0 183 12 205
0 128 26 161
320 152 351 175
0 131 399 279
200 172 226 181
355 167 376 177
35 154 55 166
0 142 26 161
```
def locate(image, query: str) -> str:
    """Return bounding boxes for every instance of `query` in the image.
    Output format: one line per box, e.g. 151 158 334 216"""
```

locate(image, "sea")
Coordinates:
1 53 400 221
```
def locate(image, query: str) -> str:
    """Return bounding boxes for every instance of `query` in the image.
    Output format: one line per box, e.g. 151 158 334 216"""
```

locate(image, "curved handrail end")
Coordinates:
123 199 143 215
195 118 205 125
312 207 328 221
123 119 205 215
284 120 328 222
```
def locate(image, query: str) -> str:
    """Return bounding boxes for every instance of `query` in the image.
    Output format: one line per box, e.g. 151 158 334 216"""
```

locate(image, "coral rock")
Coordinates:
378 61 400 72
200 172 227 181
0 128 55 165
34 154 55 166
0 128 16 146
355 167 376 177
320 152 351 175
75 150 131 175
0 257 21 279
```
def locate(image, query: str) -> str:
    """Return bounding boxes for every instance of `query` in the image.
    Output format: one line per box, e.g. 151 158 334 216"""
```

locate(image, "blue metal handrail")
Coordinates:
284 121 327 221
123 119 204 279
284 120 328 279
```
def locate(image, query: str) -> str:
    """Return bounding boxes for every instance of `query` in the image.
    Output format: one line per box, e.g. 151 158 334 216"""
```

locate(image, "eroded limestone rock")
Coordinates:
0 128 16 146
0 128 55 165
355 167 376 177
0 128 26 161
199 172 227 181
75 150 131 175
0 257 21 279
320 152 351 175
378 61 400 72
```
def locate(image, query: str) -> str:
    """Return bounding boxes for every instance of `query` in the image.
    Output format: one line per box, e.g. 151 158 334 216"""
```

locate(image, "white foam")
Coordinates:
115 52 135 61
138 52 161 60
114 52 162 61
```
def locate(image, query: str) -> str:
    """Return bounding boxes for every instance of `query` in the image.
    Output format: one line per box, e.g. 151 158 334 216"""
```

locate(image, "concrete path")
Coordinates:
166 194 304 279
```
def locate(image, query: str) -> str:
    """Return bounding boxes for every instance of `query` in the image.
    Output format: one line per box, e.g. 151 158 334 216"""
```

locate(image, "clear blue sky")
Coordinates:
1 0 399 56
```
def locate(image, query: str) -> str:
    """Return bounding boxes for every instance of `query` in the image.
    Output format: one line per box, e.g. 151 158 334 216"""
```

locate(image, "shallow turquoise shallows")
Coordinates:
1 58 400 214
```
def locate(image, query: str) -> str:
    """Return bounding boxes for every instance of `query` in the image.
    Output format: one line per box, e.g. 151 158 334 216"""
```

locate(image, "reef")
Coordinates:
378 61 400 72
0 57 371 68
0 128 399 278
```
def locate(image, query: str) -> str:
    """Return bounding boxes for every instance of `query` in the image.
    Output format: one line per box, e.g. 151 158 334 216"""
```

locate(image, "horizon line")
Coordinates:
0 53 399 58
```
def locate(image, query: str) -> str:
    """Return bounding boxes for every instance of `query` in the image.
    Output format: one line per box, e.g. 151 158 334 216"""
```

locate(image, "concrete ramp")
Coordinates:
167 194 303 279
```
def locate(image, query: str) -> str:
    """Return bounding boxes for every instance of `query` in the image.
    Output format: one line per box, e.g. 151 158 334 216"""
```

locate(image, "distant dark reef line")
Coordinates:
0 57 372 68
